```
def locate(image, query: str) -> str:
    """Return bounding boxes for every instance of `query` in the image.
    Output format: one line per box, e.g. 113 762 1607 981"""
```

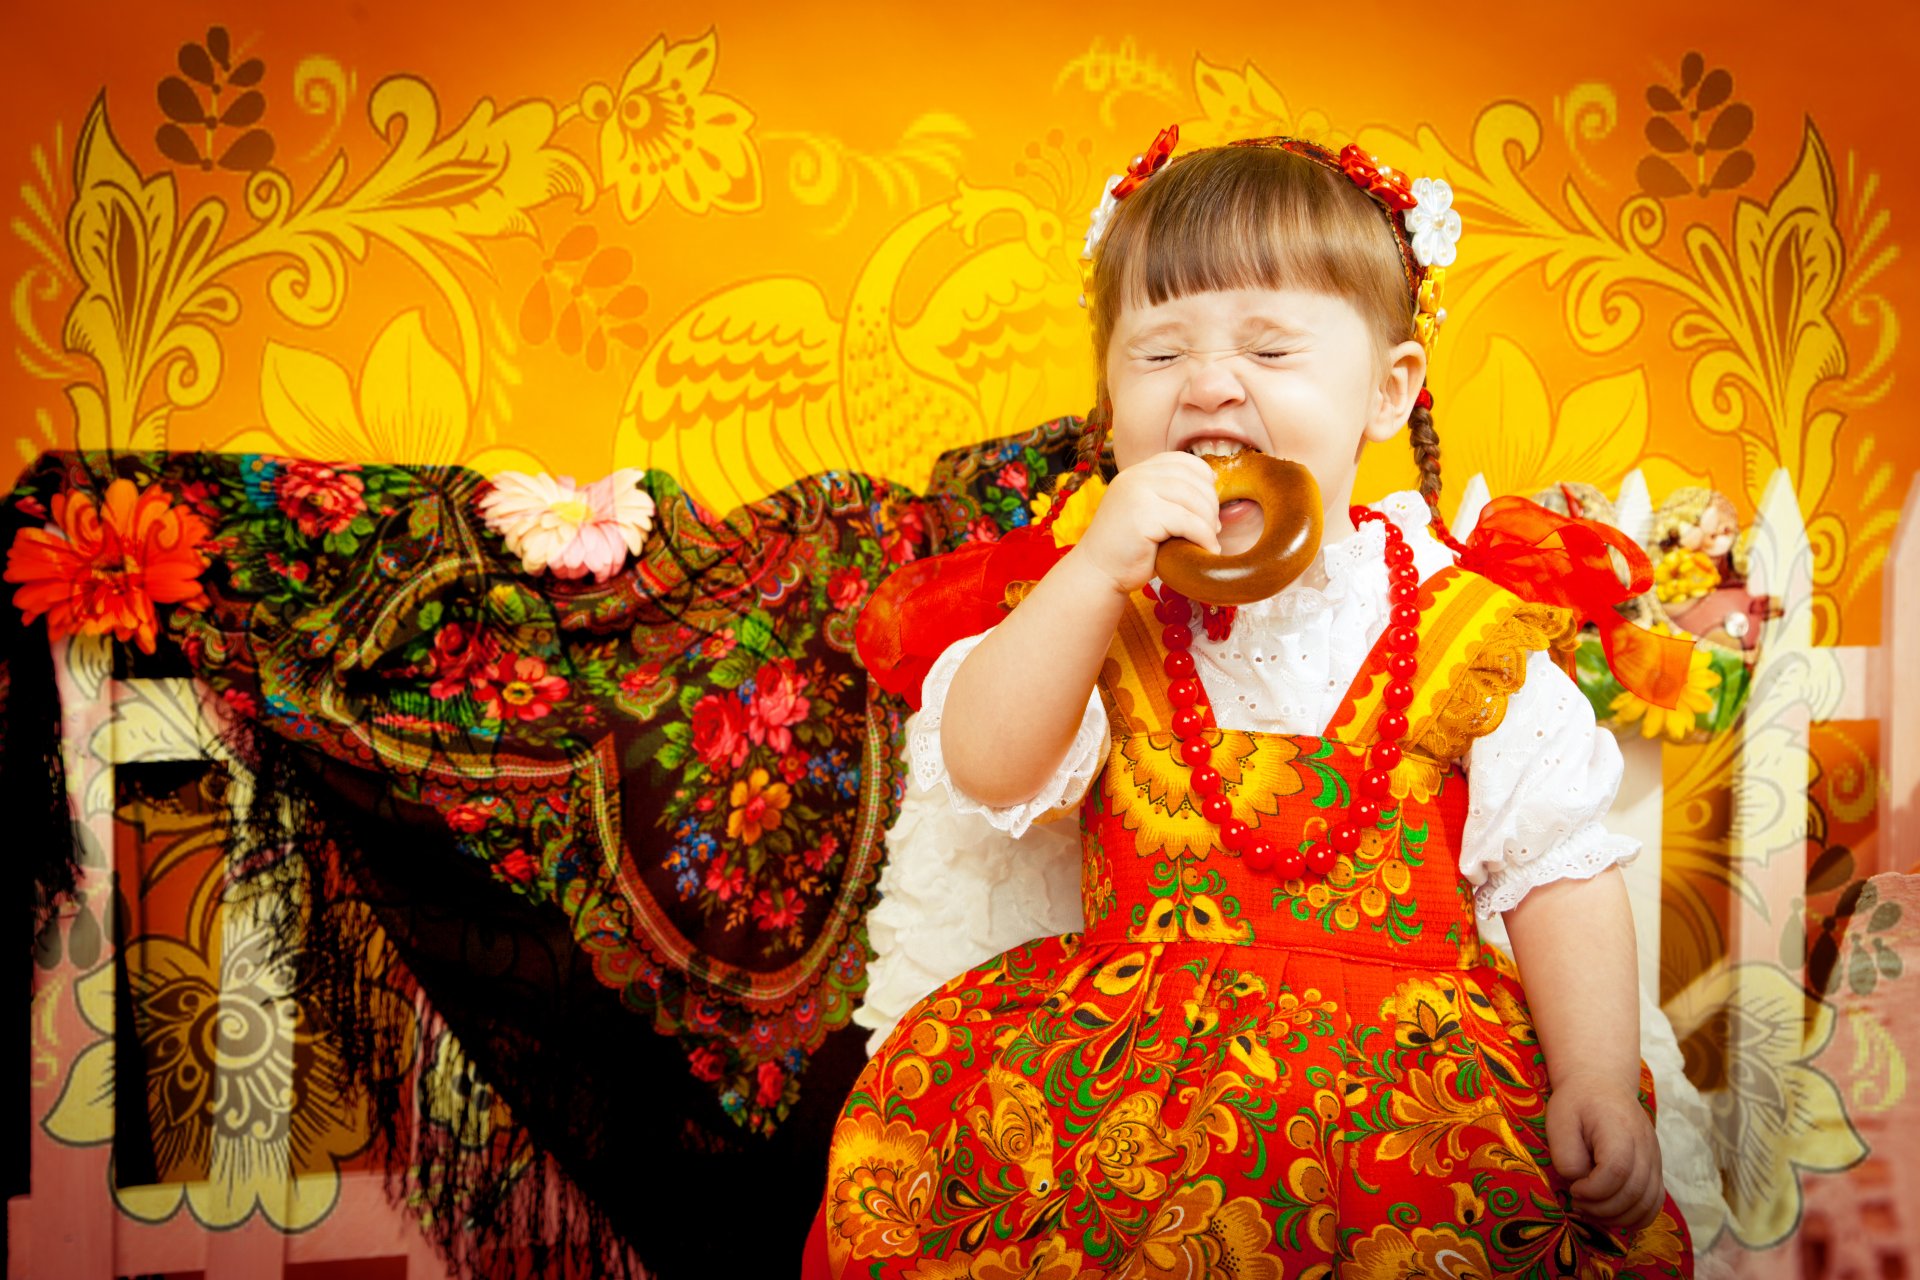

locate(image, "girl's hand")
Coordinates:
1067 451 1221 596
1544 1076 1666 1230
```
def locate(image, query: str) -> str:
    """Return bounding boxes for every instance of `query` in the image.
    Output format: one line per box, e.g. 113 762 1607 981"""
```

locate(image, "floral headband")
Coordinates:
1080 125 1460 368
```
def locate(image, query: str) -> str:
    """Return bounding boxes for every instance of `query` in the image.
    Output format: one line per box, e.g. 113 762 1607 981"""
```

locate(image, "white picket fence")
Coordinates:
1455 466 1919 1276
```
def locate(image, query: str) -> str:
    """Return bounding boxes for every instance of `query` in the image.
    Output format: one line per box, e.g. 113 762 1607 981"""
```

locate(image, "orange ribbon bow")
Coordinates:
855 526 1069 709
1459 496 1696 710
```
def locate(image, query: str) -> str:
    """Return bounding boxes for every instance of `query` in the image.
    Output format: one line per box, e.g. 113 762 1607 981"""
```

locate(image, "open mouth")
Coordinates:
1183 438 1258 458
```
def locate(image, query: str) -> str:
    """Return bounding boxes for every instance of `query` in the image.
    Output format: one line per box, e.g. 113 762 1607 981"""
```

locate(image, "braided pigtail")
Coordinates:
1034 400 1112 538
1075 397 1115 478
1408 392 1469 560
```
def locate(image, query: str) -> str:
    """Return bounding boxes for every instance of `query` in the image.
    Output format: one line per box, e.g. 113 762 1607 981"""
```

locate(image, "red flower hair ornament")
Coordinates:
1107 124 1180 200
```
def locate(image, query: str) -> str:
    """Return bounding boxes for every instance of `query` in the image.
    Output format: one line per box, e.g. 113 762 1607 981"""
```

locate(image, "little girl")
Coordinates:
806 132 1694 1278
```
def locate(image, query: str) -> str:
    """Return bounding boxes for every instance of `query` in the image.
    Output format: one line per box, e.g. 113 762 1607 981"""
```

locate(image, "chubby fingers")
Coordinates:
1570 1121 1662 1228
1544 1096 1594 1184
1139 452 1222 552
1567 1119 1628 1202
1154 451 1225 511
1142 499 1221 554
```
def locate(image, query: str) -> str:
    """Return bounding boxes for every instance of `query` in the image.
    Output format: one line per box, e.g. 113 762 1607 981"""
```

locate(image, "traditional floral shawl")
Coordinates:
1 418 1085 1277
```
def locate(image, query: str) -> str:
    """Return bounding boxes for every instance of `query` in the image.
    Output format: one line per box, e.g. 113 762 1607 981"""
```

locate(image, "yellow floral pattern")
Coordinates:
42 806 404 1230
1108 731 1305 861
594 31 762 219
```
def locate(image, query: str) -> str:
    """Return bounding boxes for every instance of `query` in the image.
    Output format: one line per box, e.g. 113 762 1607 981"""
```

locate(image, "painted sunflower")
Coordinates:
1609 637 1720 742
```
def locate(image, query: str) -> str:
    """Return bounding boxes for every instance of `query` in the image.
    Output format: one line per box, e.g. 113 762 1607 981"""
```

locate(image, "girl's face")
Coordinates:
1104 286 1426 551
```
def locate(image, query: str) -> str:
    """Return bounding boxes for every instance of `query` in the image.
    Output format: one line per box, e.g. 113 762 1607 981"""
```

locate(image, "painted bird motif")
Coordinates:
616 180 1085 513
965 1064 1060 1195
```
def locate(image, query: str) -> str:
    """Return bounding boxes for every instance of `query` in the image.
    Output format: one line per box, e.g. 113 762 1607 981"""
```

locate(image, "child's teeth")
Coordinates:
1188 440 1247 457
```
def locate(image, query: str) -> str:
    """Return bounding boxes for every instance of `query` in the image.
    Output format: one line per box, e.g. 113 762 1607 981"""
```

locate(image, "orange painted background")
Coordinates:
6 1 1914 647
4 0 1915 1271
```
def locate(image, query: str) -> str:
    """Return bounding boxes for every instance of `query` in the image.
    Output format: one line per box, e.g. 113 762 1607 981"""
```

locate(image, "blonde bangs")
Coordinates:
1089 146 1412 372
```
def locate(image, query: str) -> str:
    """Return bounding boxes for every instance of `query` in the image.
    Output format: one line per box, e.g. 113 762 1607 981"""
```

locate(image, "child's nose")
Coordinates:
1182 356 1246 411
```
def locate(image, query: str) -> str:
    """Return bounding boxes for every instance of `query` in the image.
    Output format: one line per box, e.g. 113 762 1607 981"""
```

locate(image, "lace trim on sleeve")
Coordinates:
1474 820 1639 916
1412 598 1578 764
906 630 1108 838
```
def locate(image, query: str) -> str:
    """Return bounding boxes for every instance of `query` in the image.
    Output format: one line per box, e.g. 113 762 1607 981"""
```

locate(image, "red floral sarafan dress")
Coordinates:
808 567 1694 1279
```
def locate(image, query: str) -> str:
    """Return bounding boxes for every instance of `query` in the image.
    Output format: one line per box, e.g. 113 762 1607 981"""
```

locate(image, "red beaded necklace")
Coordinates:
1151 504 1424 880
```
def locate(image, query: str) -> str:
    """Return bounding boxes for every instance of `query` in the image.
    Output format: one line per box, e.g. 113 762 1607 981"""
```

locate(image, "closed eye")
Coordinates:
1140 350 1286 363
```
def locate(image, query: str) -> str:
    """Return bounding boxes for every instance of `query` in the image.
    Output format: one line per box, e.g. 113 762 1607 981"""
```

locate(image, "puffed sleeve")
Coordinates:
907 629 1109 838
1459 648 1640 915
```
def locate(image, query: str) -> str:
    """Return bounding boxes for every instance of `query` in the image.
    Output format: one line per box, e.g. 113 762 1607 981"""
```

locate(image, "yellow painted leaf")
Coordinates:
254 340 363 461
1638 455 1714 501
1543 365 1650 492
1444 336 1553 495
357 77 593 244
42 1040 114 1146
74 958 114 1037
357 310 470 463
112 1179 187 1224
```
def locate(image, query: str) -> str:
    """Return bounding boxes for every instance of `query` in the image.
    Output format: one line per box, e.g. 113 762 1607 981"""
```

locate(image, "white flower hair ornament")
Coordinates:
1406 176 1462 269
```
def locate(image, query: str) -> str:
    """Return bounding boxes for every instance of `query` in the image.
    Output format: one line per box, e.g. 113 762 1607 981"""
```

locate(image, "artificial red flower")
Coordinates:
263 551 311 584
803 833 840 872
5 479 211 653
691 693 752 770
996 461 1031 497
752 885 803 931
881 501 929 565
620 661 663 697
780 753 809 785
498 848 538 883
178 478 220 521
965 516 1001 545
705 861 749 901
470 654 570 722
1337 144 1416 211
219 687 261 717
1110 124 1179 200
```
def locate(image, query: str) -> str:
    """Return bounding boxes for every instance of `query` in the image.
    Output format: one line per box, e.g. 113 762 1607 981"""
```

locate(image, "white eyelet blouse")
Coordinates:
907 489 1637 916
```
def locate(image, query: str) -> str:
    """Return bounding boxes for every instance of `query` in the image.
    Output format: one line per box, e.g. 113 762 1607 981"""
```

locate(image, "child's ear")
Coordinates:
1362 339 1428 444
